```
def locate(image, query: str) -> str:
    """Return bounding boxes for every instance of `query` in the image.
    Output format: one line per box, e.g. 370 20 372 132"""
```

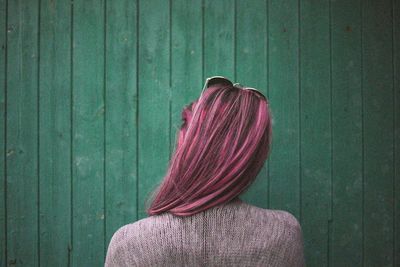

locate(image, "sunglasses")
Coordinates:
200 76 268 102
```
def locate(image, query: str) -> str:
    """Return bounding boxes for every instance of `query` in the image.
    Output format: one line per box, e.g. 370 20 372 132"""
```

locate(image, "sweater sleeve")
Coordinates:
104 226 129 267
278 211 306 267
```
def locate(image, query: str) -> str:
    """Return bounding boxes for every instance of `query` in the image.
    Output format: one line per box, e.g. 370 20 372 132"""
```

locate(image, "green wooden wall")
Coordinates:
0 0 399 266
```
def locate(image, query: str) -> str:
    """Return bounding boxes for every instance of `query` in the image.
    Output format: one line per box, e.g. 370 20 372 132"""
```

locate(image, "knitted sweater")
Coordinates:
104 198 305 266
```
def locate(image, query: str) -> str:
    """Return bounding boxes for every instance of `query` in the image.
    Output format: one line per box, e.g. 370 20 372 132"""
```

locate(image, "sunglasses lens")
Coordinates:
202 76 268 102
245 88 267 101
206 77 233 88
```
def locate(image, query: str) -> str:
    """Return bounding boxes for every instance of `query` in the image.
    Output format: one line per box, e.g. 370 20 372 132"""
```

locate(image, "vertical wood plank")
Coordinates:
170 0 202 152
203 0 234 79
299 0 331 265
39 0 72 266
267 0 300 216
330 0 363 266
235 0 269 208
0 0 5 265
105 0 138 249
72 0 105 265
6 0 39 266
138 0 170 220
395 0 400 264
362 0 394 265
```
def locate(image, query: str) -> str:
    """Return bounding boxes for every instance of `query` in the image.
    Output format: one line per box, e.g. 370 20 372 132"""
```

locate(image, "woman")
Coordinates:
105 76 305 266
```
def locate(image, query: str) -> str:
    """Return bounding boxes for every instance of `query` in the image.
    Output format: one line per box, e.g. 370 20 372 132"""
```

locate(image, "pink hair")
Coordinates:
146 84 272 216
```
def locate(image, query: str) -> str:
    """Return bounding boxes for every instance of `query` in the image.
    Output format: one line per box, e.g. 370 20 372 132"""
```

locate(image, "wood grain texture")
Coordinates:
72 0 105 265
331 0 363 266
6 0 39 266
267 0 300 216
203 0 234 79
395 0 400 265
39 0 72 266
104 0 138 254
299 0 331 266
0 0 5 265
170 0 203 155
137 0 170 220
362 0 394 265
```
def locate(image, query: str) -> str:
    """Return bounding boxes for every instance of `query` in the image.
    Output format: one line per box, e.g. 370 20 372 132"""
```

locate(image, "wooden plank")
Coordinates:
72 0 105 265
330 0 363 266
170 0 202 152
362 0 394 265
138 0 170 220
235 0 269 209
395 0 400 265
299 0 331 265
0 0 6 266
266 0 300 216
203 0 234 79
6 0 39 266
105 0 138 249
39 0 72 266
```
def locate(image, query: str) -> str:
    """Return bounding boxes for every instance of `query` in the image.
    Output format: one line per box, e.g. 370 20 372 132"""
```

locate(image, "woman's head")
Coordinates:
146 80 272 216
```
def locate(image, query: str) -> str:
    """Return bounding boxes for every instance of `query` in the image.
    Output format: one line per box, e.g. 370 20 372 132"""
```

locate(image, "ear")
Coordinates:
181 101 196 128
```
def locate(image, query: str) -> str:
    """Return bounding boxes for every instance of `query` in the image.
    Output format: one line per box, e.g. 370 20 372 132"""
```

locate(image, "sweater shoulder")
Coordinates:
255 208 305 266
270 209 302 231
244 203 301 229
272 209 303 243
105 216 164 266
268 208 301 233
110 215 162 240
244 204 303 243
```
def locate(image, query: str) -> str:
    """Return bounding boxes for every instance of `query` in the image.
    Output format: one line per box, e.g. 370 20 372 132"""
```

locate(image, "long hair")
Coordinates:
146 83 272 217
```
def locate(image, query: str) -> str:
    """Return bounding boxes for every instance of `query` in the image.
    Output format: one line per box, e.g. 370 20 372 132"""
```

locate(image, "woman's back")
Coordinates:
105 198 305 266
